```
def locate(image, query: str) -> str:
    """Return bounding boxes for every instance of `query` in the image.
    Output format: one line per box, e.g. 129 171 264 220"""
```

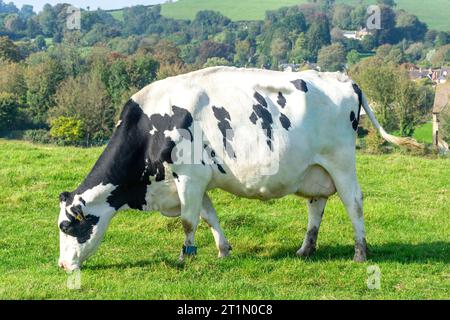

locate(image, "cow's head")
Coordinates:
57 189 114 271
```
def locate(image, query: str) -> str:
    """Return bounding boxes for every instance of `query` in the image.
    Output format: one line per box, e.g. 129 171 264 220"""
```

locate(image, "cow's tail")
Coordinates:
361 93 424 149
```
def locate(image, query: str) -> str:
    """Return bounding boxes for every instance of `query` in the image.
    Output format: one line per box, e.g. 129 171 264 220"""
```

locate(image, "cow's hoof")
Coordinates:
353 252 367 262
354 239 367 262
296 246 316 257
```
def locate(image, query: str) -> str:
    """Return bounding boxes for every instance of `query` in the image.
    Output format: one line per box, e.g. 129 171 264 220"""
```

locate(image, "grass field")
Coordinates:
413 122 433 145
0 139 449 299
159 0 450 31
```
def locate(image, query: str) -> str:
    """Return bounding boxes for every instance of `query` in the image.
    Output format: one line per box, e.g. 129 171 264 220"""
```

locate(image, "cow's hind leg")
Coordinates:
297 197 327 257
201 195 232 258
328 167 367 262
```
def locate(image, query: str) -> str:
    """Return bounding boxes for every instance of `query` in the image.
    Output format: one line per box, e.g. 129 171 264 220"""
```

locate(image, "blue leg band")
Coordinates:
182 245 197 256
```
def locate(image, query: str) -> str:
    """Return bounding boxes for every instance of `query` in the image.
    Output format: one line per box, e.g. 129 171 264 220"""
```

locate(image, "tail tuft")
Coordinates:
379 128 424 149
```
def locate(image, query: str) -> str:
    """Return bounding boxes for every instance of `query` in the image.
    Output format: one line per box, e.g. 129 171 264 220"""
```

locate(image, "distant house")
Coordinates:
342 28 370 41
408 66 449 84
432 83 450 153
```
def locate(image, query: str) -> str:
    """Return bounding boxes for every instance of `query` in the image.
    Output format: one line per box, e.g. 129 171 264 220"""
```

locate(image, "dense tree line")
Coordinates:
0 0 449 144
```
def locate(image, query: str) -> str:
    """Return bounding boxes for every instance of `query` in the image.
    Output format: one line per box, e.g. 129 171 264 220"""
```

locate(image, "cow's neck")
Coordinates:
72 100 151 211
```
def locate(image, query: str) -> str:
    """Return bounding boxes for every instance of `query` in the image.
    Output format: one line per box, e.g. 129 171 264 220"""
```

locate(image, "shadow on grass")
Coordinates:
84 242 449 271
85 255 186 271
268 241 450 263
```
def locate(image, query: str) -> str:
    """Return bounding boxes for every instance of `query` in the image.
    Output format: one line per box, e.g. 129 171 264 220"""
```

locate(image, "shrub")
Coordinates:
364 125 387 154
0 92 19 133
23 129 52 144
50 116 85 145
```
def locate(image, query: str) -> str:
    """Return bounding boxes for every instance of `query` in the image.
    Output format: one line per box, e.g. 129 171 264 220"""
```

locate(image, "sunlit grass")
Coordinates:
0 139 448 299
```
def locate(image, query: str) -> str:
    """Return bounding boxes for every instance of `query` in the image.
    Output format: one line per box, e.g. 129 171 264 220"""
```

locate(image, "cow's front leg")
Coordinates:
201 195 231 258
297 197 327 257
175 174 208 261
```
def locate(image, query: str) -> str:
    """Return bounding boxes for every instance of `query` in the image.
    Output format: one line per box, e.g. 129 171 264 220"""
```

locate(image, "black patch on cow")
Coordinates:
59 191 71 203
350 111 358 131
172 172 179 181
351 83 363 131
63 99 194 212
277 92 287 108
212 106 236 159
279 113 291 131
249 112 258 124
249 104 274 150
216 164 226 174
291 79 308 92
203 144 227 174
60 210 100 244
253 92 267 108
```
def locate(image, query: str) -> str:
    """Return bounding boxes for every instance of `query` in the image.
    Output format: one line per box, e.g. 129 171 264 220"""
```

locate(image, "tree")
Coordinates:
374 5 398 45
290 33 310 63
0 61 26 104
0 36 21 62
350 5 366 29
50 71 115 141
26 17 42 38
270 37 289 66
393 70 432 136
332 4 353 30
377 0 396 7
38 4 57 37
24 56 65 125
396 11 427 42
0 92 18 132
430 44 450 67
234 39 252 66
191 10 230 40
317 43 346 71
34 35 46 50
203 57 231 68
305 14 331 61
350 58 433 135
198 40 231 64
4 14 25 33
19 4 34 20
346 49 361 66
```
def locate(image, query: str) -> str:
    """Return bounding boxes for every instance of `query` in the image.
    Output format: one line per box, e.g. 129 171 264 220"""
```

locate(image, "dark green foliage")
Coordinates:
0 92 18 133
0 36 21 61
22 128 52 144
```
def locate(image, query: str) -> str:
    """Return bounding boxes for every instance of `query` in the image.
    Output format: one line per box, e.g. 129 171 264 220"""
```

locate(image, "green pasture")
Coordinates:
0 140 448 299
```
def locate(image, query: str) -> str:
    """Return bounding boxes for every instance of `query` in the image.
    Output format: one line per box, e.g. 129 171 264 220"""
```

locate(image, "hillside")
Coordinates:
157 0 449 31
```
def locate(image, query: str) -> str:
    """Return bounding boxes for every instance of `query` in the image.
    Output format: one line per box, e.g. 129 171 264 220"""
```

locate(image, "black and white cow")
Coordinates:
58 67 420 271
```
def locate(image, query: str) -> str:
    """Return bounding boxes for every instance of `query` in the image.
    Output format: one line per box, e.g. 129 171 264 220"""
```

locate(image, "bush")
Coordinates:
50 116 85 145
23 129 52 144
364 125 387 154
0 92 19 133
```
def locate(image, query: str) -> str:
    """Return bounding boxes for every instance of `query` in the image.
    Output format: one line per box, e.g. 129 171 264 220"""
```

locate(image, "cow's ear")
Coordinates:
59 191 71 202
